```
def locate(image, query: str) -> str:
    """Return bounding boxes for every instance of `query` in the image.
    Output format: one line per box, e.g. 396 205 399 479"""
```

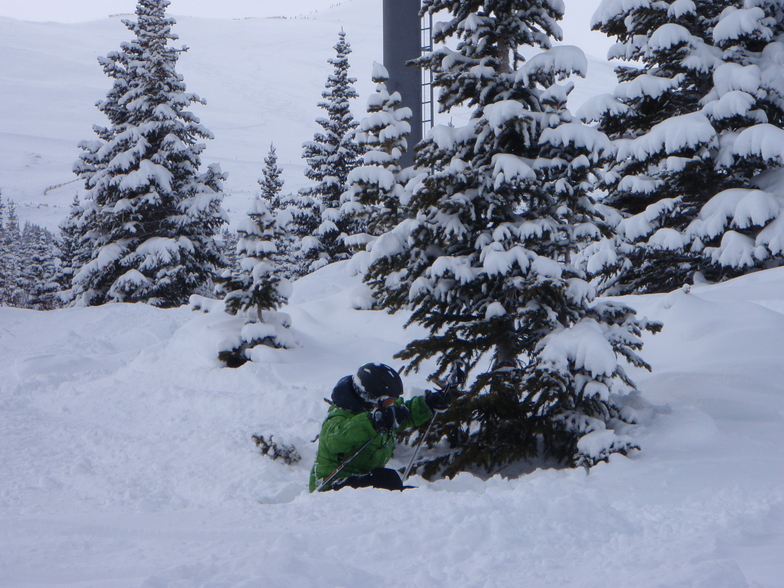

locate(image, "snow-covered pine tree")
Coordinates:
0 194 8 306
260 143 284 206
20 223 61 310
0 193 7 305
285 192 321 278
259 143 298 279
366 0 660 477
584 0 728 293
72 0 227 308
296 30 364 273
57 195 90 303
217 227 240 276
14 222 34 308
340 62 413 253
216 198 294 367
0 199 23 307
684 1 784 276
16 222 35 308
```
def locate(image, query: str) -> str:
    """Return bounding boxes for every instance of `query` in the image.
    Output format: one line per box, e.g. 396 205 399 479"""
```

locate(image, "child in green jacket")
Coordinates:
309 363 450 492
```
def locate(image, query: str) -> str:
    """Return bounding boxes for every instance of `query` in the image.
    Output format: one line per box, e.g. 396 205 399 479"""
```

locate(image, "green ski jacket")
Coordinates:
309 396 432 492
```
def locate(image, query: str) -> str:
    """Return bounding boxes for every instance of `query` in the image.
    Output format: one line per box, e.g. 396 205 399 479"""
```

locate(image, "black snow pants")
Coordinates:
332 467 405 491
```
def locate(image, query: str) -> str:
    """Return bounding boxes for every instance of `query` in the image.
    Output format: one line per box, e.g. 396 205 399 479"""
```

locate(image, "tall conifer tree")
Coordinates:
587 0 728 292
259 143 297 279
57 196 89 303
589 0 784 289
684 0 784 276
260 143 284 206
0 193 7 305
296 30 364 273
0 199 23 306
72 0 227 307
367 0 659 477
20 223 60 310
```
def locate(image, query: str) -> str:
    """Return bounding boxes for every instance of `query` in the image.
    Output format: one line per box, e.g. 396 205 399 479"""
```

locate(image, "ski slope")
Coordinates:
1 262 783 587
0 0 615 231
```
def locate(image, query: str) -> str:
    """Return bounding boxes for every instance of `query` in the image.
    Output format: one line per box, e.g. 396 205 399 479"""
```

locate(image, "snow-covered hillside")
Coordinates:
0 0 341 23
0 0 615 231
0 1 382 230
1 261 783 587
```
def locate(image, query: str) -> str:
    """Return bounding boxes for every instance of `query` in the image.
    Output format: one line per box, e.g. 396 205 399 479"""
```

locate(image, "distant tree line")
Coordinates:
0 194 63 310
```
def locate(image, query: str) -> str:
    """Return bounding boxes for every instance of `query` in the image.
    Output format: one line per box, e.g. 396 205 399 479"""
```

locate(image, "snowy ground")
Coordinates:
1 262 783 587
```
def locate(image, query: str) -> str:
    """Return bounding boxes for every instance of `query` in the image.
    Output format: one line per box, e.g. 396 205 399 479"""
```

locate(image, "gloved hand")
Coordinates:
424 389 451 413
370 404 411 431
448 360 468 389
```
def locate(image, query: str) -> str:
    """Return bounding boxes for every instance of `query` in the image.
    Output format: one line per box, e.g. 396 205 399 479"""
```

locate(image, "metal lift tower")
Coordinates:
383 0 432 167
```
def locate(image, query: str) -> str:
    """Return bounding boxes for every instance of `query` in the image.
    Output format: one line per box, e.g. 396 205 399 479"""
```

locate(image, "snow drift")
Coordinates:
1 262 783 587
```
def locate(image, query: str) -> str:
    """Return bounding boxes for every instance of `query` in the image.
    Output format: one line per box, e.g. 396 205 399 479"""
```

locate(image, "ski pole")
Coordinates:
402 410 436 481
316 433 381 492
402 360 466 482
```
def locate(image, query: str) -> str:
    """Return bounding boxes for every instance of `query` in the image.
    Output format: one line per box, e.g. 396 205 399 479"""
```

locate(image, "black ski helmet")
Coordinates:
353 363 403 404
